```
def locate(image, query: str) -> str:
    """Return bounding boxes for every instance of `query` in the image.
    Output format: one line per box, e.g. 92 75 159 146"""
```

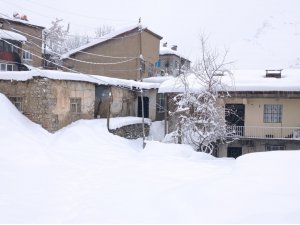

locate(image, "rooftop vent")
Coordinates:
163 42 167 47
171 45 177 51
266 69 282 78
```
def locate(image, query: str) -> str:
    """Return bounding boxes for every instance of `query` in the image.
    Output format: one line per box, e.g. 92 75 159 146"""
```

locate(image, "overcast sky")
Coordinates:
1 0 300 69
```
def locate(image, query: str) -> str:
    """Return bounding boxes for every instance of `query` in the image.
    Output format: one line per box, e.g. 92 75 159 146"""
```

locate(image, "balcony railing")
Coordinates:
227 126 300 140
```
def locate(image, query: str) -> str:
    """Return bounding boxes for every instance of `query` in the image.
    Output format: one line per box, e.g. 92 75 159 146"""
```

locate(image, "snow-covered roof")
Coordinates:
0 29 27 41
61 23 162 59
158 69 300 93
0 70 159 90
160 45 190 61
0 15 45 29
143 76 173 84
91 75 160 90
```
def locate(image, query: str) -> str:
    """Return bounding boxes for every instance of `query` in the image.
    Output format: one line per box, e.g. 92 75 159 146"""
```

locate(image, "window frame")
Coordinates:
157 93 165 113
263 104 282 123
23 50 33 61
70 97 81 114
9 96 23 112
0 63 15 71
265 145 285 151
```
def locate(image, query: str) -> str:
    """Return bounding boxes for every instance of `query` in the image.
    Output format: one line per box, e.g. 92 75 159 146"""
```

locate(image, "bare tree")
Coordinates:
170 36 234 154
95 25 114 38
65 34 90 50
45 18 69 55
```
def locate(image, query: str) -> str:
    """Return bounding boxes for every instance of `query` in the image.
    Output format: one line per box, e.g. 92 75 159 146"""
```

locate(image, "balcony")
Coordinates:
227 126 300 140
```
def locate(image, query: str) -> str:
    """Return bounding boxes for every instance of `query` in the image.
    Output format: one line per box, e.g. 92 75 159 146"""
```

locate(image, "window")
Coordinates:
264 104 282 123
157 93 165 112
9 97 23 112
266 145 285 151
70 98 81 113
23 50 33 61
0 63 14 71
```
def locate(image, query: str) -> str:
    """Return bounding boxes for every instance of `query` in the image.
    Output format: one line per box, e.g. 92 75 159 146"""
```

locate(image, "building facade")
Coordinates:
0 16 45 68
62 24 162 80
0 71 96 132
158 43 191 77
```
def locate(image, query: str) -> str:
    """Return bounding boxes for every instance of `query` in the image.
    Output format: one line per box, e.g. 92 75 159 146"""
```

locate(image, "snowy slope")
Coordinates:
0 93 299 223
229 13 300 69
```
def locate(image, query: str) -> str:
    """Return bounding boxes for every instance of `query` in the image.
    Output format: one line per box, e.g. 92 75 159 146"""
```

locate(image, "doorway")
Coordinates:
227 147 242 158
138 96 149 118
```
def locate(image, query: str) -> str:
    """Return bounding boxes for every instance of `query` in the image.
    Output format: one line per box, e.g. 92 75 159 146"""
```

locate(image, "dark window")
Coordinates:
227 147 242 158
266 145 285 151
9 96 23 112
156 93 165 112
264 104 282 123
70 98 81 113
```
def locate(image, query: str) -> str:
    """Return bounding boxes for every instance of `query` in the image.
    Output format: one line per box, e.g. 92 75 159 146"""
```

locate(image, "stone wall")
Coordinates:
0 77 95 132
110 123 150 139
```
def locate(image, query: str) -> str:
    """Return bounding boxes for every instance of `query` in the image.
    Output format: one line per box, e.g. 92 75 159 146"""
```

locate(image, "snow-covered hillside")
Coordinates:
229 13 300 69
0 93 299 223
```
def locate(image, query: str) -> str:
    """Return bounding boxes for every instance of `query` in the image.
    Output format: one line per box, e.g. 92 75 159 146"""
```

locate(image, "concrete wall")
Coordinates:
0 78 95 132
0 19 44 68
63 29 160 80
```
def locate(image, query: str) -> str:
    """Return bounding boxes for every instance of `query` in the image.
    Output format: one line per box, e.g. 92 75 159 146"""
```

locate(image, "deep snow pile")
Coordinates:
0 93 299 223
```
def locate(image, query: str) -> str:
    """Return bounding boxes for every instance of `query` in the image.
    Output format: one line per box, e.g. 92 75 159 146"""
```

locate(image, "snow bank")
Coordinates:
108 116 151 129
0 93 299 223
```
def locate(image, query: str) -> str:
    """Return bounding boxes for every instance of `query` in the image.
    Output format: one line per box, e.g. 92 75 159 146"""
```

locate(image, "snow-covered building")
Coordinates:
0 15 45 68
0 70 97 132
61 24 162 81
158 42 191 77
0 70 162 132
0 29 27 71
159 69 300 157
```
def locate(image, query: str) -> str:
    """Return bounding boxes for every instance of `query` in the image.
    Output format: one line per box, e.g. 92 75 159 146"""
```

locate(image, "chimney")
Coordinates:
163 42 167 47
265 69 282 78
171 45 177 51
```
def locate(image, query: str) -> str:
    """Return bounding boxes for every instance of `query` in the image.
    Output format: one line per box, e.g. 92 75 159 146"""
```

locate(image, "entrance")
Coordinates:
227 147 242 158
138 96 149 118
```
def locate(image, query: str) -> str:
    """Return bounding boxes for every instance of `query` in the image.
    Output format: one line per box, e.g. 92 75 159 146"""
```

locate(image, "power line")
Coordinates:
10 26 140 59
0 0 136 31
25 0 136 23
0 35 148 92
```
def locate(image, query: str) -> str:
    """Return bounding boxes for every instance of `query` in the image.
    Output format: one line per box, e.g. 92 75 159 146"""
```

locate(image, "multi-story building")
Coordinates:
61 24 162 80
158 42 191 77
0 15 45 68
159 69 300 158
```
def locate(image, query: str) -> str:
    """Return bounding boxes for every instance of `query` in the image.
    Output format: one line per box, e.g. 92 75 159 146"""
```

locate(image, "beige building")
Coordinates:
61 24 162 80
0 15 45 68
159 69 300 158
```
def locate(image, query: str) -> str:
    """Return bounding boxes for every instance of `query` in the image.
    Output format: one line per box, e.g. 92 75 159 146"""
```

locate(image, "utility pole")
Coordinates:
138 17 146 149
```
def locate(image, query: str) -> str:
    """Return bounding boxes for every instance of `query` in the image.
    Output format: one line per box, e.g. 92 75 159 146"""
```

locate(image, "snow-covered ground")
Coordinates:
0 93 300 223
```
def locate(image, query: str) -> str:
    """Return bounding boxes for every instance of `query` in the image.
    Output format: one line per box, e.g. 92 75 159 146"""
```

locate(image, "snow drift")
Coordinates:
0 93 299 223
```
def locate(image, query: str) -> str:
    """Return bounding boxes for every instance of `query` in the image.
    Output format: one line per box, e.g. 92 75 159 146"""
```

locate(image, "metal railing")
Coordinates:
227 126 300 140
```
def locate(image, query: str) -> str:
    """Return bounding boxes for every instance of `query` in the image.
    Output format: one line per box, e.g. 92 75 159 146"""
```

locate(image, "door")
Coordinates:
138 96 149 118
225 104 245 136
227 147 242 158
